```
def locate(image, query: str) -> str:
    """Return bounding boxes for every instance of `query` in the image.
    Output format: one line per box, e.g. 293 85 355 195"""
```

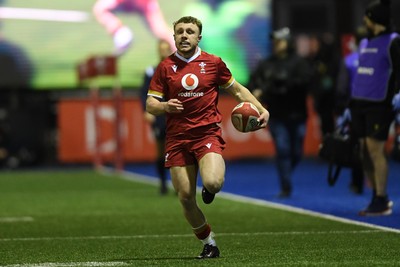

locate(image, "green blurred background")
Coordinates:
1 0 271 89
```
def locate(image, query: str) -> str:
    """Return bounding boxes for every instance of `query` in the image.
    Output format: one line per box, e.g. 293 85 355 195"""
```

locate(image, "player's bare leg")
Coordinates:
93 0 133 55
170 165 220 258
170 165 205 225
142 1 175 49
199 152 225 204
93 0 121 34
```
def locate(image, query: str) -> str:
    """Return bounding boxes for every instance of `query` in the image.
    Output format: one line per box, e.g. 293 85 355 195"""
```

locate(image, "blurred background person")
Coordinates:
335 26 368 195
0 125 9 167
0 22 35 167
0 24 34 89
307 33 341 136
351 0 400 216
93 0 174 56
140 39 172 195
248 27 312 198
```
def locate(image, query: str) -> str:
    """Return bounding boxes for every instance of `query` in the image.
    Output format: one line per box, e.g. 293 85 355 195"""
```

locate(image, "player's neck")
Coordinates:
177 47 199 59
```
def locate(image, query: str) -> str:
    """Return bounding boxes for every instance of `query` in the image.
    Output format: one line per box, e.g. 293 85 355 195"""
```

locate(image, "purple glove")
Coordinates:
336 108 351 129
395 112 400 125
392 93 400 111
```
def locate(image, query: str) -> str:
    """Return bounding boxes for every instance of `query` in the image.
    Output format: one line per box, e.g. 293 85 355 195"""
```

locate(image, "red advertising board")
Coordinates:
58 96 323 163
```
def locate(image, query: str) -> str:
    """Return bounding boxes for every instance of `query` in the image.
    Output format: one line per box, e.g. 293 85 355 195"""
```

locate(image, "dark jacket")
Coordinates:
248 53 312 121
140 66 166 139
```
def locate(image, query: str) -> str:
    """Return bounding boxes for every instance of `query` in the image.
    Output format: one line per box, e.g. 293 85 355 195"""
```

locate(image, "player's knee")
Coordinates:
204 178 224 194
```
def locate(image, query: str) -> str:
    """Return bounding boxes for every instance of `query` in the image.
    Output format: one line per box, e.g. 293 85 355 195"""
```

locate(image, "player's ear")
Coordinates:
198 35 202 42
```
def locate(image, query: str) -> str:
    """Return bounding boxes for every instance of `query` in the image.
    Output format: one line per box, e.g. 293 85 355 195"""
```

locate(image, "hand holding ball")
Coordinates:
231 102 261 133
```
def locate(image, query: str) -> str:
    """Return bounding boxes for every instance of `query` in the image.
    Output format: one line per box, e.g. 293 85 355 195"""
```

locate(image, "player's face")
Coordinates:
173 22 202 58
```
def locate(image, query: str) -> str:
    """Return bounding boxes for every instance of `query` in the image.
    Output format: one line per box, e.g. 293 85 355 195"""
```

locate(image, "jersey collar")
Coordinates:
175 47 201 63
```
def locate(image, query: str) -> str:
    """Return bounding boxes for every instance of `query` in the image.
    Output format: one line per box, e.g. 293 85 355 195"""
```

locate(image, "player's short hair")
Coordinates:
173 16 202 35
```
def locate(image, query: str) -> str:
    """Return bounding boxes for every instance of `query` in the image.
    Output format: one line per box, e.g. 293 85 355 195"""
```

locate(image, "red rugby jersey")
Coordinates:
148 48 235 137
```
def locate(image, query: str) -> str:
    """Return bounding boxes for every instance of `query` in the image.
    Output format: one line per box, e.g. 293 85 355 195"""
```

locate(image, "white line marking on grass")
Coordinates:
110 168 400 234
0 7 89 22
0 261 128 267
0 216 34 223
0 229 385 242
100 166 161 187
219 191 400 234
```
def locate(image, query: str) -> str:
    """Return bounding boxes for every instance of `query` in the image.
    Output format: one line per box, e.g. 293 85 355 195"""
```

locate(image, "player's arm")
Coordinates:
226 81 269 127
146 96 184 115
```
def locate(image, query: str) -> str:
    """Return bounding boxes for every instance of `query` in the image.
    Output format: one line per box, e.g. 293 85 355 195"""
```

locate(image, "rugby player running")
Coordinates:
146 16 269 258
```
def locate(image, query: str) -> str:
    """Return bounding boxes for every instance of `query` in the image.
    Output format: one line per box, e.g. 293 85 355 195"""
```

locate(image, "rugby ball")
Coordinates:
231 102 260 133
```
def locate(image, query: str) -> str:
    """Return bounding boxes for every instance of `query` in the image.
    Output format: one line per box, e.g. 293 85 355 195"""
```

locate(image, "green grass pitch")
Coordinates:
0 169 400 267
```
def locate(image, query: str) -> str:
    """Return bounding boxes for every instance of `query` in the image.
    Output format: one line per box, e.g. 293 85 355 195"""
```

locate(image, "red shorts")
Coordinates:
164 125 226 168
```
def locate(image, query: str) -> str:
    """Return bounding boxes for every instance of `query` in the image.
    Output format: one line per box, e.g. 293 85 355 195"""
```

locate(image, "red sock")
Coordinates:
194 223 211 240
